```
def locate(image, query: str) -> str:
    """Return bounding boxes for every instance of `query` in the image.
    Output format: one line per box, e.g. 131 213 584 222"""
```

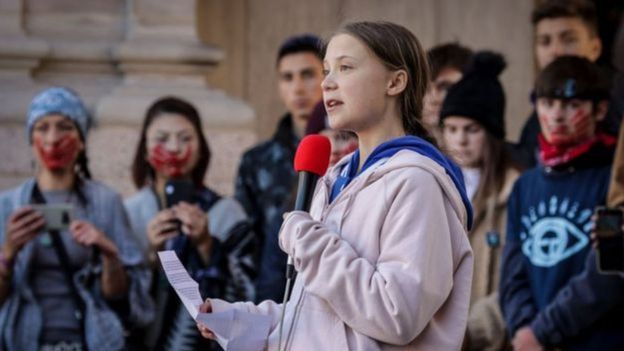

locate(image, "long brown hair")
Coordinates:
131 97 211 189
471 132 513 212
333 21 437 146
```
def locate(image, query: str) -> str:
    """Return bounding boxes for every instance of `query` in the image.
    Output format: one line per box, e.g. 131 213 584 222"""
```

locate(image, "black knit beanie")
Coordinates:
439 51 507 139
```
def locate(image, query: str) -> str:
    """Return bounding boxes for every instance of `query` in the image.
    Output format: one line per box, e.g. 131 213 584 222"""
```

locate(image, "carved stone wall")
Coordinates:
0 0 255 196
0 0 535 197
233 0 534 141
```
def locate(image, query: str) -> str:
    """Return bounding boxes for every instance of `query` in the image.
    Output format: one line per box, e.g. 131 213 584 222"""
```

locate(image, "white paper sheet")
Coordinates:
158 250 270 351
157 250 203 318
196 310 271 351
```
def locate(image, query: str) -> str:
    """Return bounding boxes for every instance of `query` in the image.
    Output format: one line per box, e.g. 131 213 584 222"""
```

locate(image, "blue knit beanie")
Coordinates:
26 87 91 142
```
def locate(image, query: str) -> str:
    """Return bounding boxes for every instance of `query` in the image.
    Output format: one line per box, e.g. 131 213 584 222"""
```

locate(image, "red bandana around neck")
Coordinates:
538 132 617 167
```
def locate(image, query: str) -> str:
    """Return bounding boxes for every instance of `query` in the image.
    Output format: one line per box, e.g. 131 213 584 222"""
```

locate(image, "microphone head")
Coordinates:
294 134 331 176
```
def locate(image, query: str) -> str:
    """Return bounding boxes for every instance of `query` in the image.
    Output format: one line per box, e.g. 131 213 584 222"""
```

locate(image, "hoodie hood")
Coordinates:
328 136 473 230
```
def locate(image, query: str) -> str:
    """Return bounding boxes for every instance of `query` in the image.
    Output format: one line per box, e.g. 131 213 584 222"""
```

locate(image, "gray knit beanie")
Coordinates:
26 87 91 142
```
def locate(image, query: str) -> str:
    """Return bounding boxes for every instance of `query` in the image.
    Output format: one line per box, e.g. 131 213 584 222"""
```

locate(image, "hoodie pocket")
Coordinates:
287 297 349 350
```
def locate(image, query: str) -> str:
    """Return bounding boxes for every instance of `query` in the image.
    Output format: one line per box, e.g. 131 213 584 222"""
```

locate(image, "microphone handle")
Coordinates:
286 171 319 279
293 172 318 212
279 171 320 351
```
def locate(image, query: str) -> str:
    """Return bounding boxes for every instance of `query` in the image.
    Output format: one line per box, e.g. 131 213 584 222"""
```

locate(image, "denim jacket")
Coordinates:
0 179 154 351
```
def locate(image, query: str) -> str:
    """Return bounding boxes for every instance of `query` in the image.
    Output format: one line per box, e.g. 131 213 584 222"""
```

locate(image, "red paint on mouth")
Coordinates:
539 108 593 146
570 108 591 140
148 144 192 178
34 135 80 171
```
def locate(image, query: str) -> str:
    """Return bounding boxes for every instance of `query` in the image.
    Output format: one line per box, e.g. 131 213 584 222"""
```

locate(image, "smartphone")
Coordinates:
31 204 74 231
164 179 195 208
594 206 624 273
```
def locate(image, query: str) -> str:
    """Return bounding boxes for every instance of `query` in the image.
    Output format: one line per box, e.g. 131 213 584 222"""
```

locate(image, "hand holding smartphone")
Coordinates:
594 206 624 273
164 179 194 208
31 204 74 231
146 208 179 250
164 179 195 234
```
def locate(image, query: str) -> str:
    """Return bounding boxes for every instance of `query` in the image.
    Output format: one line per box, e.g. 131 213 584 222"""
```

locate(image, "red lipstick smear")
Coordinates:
148 144 191 178
34 135 80 171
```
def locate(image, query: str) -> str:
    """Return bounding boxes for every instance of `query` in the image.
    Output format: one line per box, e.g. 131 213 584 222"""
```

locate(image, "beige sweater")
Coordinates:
211 150 473 350
465 167 519 351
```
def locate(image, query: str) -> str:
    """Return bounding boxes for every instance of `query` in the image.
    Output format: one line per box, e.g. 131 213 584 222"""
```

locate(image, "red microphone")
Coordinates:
286 135 331 278
293 134 331 212
279 135 331 350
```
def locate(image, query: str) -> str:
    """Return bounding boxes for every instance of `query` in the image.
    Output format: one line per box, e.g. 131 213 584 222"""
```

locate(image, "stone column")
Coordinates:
0 0 256 196
0 0 49 189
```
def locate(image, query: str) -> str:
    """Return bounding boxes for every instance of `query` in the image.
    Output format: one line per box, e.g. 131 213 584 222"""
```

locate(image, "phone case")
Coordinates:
595 206 624 273
32 204 74 231
164 179 195 208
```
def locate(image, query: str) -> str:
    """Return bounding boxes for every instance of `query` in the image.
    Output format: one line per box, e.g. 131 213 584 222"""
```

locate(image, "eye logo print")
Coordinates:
520 196 591 267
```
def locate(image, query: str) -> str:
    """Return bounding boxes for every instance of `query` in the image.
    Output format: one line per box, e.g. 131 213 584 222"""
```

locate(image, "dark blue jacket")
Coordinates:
500 150 624 350
235 115 299 302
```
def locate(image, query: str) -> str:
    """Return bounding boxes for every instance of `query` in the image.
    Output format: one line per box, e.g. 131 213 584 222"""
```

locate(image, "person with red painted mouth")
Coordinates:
500 56 623 351
34 131 82 172
148 143 193 179
0 87 152 351
509 0 624 169
124 96 256 351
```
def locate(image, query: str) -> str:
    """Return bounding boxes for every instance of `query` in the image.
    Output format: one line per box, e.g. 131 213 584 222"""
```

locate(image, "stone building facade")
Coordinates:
0 0 534 197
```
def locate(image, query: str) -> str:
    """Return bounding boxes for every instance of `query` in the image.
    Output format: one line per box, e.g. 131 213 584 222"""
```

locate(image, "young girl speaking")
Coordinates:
198 21 474 350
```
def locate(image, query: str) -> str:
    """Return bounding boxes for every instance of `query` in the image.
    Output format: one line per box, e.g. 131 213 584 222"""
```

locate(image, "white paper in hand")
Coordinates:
157 250 203 318
196 309 235 340
229 311 271 351
158 250 271 351
197 310 271 351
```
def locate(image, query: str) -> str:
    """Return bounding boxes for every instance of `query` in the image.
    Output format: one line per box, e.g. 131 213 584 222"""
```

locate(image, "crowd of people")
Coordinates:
0 0 623 350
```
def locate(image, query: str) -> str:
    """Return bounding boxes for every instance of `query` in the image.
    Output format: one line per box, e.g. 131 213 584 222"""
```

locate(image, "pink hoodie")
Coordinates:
211 150 473 350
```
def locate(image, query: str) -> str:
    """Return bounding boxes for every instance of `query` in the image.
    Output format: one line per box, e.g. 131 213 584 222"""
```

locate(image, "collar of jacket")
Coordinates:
318 150 470 231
